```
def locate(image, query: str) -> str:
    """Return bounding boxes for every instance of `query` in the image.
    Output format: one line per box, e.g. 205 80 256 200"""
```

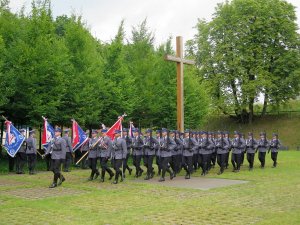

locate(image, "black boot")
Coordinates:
58 175 66 186
185 173 190 179
94 171 100 180
49 183 57 188
158 177 165 182
109 172 114 180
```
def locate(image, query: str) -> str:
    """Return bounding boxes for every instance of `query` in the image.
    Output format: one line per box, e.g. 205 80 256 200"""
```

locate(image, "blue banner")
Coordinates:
4 121 25 157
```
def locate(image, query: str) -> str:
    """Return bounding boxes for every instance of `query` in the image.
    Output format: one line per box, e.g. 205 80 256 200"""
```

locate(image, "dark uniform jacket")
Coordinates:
160 136 177 158
182 137 197 157
45 136 67 160
232 138 246 154
26 137 37 154
269 139 281 153
257 138 269 153
99 136 112 158
112 137 127 159
143 136 158 156
62 135 73 153
88 137 99 159
132 135 144 156
215 138 230 154
199 138 215 155
245 138 258 154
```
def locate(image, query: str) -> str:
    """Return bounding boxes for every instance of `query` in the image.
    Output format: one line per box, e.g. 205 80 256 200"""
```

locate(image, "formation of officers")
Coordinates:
14 127 282 188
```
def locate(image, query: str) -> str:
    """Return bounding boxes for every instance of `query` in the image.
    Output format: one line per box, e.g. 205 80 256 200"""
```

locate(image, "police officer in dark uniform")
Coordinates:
132 128 144 177
257 132 269 169
192 132 199 172
79 131 90 169
122 128 133 177
26 130 37 175
16 129 27 174
43 128 67 188
224 131 231 169
245 132 258 170
216 131 230 175
174 130 183 175
99 129 114 182
209 132 217 170
199 131 214 176
268 133 281 168
112 130 127 184
159 128 176 182
87 129 100 181
231 131 245 172
240 133 246 165
182 130 195 179
155 130 162 176
143 129 157 180
63 129 73 172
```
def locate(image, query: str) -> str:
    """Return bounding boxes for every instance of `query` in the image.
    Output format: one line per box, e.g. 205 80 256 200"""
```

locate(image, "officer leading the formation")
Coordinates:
43 128 66 188
268 133 281 168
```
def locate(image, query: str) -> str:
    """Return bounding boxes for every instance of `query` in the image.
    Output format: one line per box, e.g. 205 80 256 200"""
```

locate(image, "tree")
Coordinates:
195 0 300 123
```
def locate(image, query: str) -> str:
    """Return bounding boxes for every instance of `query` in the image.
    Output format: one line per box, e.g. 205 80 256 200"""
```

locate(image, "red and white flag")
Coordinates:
106 114 126 140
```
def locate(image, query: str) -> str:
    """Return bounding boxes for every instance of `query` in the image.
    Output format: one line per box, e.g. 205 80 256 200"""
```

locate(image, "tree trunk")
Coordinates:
230 79 241 117
261 92 268 117
249 97 254 124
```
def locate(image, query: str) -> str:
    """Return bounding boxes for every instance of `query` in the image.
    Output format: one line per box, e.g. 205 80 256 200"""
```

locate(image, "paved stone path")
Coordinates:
134 176 248 190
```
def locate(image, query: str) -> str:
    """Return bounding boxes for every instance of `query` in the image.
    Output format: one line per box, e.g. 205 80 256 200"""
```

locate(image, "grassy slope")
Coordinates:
202 114 300 149
0 151 299 225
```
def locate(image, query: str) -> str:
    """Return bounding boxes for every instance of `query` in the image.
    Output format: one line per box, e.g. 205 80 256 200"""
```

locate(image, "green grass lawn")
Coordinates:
0 151 299 225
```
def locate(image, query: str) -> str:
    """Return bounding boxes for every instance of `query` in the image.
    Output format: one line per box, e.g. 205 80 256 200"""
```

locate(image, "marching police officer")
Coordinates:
209 132 217 170
159 128 176 182
99 129 114 182
216 131 230 175
26 130 37 175
192 132 199 172
79 130 90 169
231 131 245 172
182 130 195 179
132 128 144 177
63 129 73 172
16 129 27 174
122 128 133 177
240 133 246 165
245 132 258 170
257 132 269 169
155 130 162 176
268 133 281 168
112 130 127 184
43 128 67 188
224 131 231 169
199 131 214 176
143 129 157 180
87 129 100 181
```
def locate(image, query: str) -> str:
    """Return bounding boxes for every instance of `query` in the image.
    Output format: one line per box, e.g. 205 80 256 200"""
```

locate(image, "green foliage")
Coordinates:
0 1 209 129
195 0 300 123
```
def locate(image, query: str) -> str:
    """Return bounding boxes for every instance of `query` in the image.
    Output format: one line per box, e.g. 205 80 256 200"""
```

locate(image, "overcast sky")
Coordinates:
9 0 300 46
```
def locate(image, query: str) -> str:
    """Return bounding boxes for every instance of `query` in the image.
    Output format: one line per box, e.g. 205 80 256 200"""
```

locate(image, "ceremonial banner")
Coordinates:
106 115 126 140
72 120 88 151
42 117 55 150
4 120 25 157
129 122 135 138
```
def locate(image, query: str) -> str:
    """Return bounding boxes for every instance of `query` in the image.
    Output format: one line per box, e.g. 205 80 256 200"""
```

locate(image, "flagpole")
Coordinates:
1 115 8 121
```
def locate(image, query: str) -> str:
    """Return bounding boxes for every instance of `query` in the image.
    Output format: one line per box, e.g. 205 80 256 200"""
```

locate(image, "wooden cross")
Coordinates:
164 36 195 132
